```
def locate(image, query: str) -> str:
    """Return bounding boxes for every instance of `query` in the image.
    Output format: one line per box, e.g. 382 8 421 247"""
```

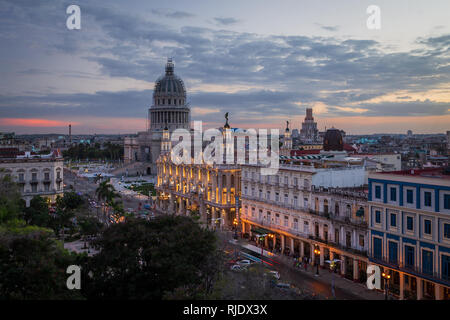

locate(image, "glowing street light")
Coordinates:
382 272 391 300
314 248 321 276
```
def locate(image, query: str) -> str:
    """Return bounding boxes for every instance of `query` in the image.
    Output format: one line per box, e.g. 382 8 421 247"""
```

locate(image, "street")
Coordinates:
219 230 382 300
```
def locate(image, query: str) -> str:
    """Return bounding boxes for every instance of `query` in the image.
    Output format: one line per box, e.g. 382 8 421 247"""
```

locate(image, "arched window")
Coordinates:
324 199 329 214
335 203 340 215
304 179 310 190
346 204 351 216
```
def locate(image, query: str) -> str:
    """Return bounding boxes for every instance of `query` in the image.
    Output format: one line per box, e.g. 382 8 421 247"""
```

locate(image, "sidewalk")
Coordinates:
276 254 386 300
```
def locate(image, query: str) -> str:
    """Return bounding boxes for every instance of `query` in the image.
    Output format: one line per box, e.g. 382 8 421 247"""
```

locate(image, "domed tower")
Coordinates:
281 120 292 156
149 58 190 132
146 58 191 174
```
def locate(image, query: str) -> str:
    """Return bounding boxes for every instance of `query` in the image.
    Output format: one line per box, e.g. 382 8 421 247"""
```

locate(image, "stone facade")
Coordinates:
0 153 64 206
155 153 241 229
240 163 370 282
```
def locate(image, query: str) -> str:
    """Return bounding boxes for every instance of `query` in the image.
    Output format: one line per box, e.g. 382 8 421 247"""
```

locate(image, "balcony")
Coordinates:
369 257 450 287
242 215 309 239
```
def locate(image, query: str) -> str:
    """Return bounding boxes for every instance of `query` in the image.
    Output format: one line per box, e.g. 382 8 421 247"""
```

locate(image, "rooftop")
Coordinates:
377 167 450 180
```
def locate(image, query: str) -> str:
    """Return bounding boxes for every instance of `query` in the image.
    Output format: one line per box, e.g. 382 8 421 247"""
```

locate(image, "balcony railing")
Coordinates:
369 257 450 287
242 215 309 239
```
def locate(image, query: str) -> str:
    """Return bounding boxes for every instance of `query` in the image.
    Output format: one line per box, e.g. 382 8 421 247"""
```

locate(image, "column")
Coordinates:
340 227 345 246
399 273 405 300
272 235 276 250
290 238 294 255
241 221 246 234
265 236 269 248
352 229 357 248
341 255 346 276
211 207 216 228
435 284 443 300
310 244 315 265
212 172 217 202
281 234 285 254
300 241 305 258
417 278 423 300
218 174 222 204
319 246 324 266
199 200 206 224
168 194 174 214
353 259 359 281
226 173 231 203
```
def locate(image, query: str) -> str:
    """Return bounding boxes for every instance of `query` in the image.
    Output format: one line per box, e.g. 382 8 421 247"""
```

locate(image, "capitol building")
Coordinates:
124 59 191 175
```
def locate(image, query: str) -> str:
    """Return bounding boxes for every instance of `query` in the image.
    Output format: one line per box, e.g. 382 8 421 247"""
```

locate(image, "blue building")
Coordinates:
368 167 450 300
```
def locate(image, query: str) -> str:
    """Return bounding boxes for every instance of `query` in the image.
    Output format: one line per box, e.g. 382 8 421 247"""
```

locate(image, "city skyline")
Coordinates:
0 0 449 135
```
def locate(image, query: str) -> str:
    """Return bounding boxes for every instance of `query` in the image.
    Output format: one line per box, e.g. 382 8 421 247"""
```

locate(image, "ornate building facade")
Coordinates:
240 162 370 283
155 154 241 229
124 59 191 175
0 151 64 206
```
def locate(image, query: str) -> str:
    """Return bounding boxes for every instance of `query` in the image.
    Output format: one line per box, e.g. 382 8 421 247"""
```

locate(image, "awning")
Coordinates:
251 227 272 235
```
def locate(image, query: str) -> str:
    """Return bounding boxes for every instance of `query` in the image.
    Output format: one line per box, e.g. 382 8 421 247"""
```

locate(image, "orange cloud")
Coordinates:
0 118 78 127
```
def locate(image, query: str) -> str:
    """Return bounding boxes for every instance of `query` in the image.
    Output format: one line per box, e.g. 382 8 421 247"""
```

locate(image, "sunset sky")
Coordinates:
0 0 449 135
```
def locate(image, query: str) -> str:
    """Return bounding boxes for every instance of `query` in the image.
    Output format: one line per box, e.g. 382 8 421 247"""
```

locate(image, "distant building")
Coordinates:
407 130 413 137
368 168 450 300
447 131 450 151
124 59 190 176
299 108 320 144
0 151 64 206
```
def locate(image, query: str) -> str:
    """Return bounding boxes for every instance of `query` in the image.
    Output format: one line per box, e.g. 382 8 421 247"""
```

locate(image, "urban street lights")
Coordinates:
382 272 391 300
314 248 321 276
233 218 238 239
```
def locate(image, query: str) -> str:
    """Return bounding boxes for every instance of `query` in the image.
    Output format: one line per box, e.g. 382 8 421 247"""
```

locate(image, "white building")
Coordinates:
240 162 370 282
124 59 191 176
0 151 64 206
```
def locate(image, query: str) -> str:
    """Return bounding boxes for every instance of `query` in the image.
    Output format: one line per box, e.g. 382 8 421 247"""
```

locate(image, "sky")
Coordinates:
0 0 449 135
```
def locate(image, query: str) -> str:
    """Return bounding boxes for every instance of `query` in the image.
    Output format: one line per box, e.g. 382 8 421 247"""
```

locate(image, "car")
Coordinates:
266 270 280 280
276 282 291 289
230 264 244 271
237 259 252 266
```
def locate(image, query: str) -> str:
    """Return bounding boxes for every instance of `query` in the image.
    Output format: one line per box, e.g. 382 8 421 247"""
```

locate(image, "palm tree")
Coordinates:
95 181 121 224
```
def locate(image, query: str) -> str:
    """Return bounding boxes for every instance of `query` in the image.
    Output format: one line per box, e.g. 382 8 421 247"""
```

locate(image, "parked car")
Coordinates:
237 259 252 266
266 270 280 280
230 264 244 271
276 282 291 289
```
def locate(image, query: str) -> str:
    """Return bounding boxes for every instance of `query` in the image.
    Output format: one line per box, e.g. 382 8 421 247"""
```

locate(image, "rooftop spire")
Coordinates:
165 58 174 75
224 112 230 129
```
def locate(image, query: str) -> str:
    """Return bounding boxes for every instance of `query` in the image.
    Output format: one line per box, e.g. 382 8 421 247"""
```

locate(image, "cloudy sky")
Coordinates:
0 0 449 134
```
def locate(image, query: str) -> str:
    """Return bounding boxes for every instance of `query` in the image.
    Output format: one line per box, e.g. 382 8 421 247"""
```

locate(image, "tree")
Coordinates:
54 192 85 241
95 181 120 204
81 215 221 299
0 174 24 224
95 181 121 223
0 226 84 300
23 196 51 227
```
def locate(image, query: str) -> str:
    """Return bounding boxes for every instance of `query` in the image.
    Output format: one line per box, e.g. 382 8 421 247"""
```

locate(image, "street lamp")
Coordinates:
233 218 238 239
314 248 321 276
382 272 391 300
